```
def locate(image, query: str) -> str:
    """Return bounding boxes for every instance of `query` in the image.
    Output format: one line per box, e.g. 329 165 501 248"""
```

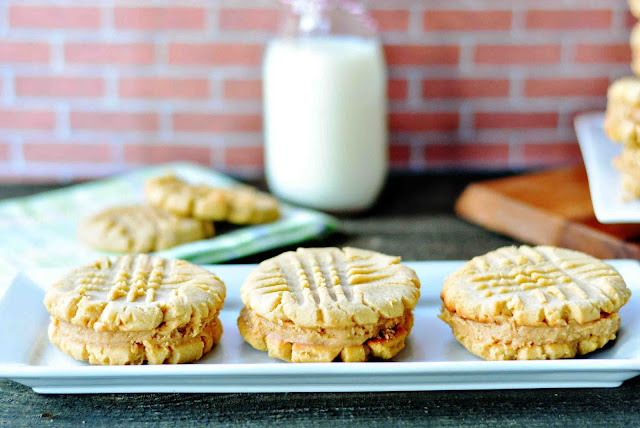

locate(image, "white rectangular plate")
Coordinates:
1 261 639 394
575 112 640 223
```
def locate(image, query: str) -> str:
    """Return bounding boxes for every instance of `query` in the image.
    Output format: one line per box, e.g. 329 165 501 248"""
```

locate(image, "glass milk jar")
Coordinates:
263 0 388 212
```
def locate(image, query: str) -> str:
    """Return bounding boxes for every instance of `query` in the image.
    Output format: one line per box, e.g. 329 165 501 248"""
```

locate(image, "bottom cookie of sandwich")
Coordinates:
48 316 223 365
440 307 620 360
237 307 414 363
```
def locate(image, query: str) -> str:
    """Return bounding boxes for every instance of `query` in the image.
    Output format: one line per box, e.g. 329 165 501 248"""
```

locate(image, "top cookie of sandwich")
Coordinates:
144 174 279 224
241 247 421 328
441 245 631 327
44 254 226 332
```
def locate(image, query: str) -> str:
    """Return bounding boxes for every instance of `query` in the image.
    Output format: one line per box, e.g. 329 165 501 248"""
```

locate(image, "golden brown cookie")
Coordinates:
631 0 640 20
238 247 421 362
144 174 279 224
440 245 631 360
604 77 640 146
44 254 226 364
78 205 214 253
613 145 640 199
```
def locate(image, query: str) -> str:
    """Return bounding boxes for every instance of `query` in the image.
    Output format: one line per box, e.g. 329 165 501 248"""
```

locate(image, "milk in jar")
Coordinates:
263 3 388 212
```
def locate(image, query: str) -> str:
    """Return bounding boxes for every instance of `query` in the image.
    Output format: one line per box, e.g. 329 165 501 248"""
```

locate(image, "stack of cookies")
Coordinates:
603 1 640 198
44 254 226 364
238 247 421 362
440 245 631 360
78 174 279 253
604 78 640 199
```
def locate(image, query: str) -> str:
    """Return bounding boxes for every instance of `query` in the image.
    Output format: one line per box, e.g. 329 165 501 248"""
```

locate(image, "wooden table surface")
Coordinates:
1 174 639 426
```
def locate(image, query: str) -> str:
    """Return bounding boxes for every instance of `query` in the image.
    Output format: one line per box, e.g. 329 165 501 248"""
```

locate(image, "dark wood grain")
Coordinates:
2 172 640 427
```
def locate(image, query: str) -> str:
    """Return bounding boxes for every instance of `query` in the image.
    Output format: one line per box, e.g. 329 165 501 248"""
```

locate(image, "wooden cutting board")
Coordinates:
455 166 640 260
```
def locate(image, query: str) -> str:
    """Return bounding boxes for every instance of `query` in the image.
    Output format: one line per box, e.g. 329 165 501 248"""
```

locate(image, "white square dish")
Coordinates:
575 112 640 224
1 261 639 394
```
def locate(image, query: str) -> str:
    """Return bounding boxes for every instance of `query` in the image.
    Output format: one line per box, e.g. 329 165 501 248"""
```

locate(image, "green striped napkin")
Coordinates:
0 162 337 289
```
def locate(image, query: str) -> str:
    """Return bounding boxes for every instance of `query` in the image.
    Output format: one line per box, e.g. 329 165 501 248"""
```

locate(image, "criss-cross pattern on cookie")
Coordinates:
241 247 421 328
465 246 621 304
105 256 166 303
443 245 631 326
45 254 226 332
256 248 403 306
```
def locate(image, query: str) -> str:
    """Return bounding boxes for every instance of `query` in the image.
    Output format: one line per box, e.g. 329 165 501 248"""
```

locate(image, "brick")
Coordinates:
575 44 631 64
0 41 49 63
10 6 101 29
119 78 209 99
173 113 262 132
222 78 408 101
23 143 111 163
388 79 408 100
114 7 205 30
475 44 561 64
223 79 262 99
525 10 611 30
524 78 609 97
389 112 459 132
125 144 210 166
65 43 154 64
0 109 55 130
423 79 509 98
474 112 558 129
425 144 509 163
169 43 263 65
371 10 410 32
225 146 264 167
424 10 511 31
521 142 582 165
384 45 459 66
0 143 8 161
219 8 278 31
16 76 104 97
70 112 158 131
389 144 410 165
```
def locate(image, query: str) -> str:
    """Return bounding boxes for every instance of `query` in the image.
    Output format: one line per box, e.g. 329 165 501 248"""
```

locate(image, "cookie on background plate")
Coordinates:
44 254 226 365
144 174 280 225
238 247 421 362
440 245 631 360
78 205 215 253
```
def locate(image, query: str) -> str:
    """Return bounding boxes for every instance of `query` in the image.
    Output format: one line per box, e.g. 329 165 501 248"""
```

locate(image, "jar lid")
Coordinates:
280 0 376 34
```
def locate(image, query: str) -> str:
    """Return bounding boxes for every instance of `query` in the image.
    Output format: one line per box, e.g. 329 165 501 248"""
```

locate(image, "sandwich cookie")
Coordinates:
238 247 420 362
44 254 226 364
440 245 631 360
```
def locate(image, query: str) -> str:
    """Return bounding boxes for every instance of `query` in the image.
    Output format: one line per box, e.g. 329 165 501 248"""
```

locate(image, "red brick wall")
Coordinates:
0 1 632 181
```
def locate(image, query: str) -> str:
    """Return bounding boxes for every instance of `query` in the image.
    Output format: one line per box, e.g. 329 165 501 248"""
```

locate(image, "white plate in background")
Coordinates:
575 112 640 223
1 261 639 394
